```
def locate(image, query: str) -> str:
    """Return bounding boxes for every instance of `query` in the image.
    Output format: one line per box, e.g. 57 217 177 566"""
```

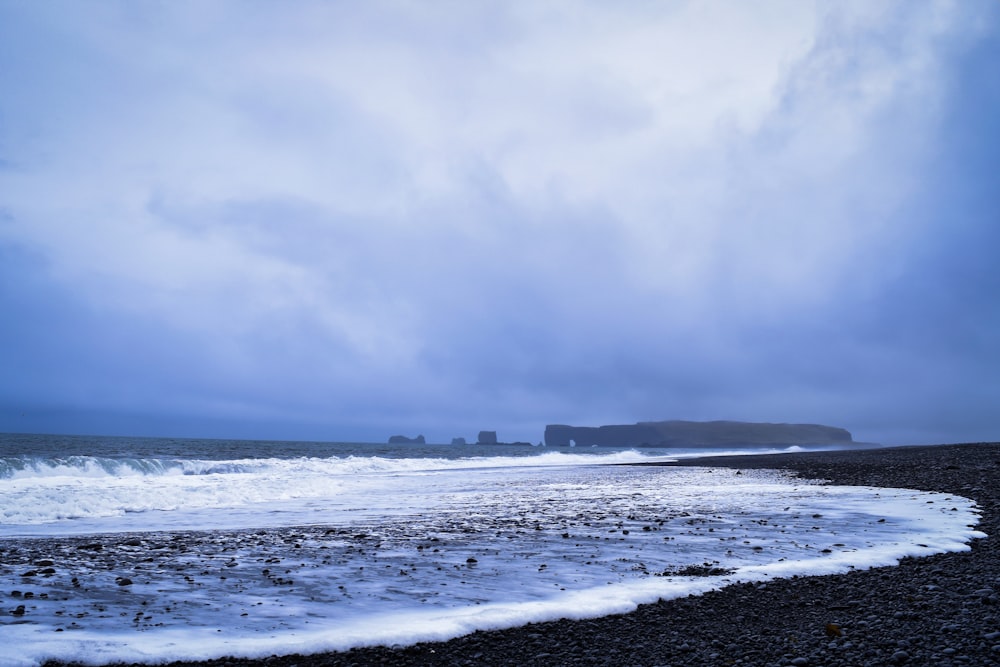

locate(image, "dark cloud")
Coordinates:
0 2 997 445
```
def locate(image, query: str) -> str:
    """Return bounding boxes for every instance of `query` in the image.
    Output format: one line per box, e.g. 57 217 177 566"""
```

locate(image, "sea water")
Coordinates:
0 434 985 666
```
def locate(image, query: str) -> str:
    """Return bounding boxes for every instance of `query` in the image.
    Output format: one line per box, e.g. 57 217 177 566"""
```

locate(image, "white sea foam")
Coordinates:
0 459 985 667
0 451 667 531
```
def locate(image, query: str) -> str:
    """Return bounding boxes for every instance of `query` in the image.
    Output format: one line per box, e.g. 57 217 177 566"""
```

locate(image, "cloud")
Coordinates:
1 1 998 444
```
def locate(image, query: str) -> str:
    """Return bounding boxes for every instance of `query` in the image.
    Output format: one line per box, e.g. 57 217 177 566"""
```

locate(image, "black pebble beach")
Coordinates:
45 442 1000 667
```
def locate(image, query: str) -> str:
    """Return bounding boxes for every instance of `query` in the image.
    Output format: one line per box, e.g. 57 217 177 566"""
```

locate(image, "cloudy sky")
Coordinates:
1 1 998 445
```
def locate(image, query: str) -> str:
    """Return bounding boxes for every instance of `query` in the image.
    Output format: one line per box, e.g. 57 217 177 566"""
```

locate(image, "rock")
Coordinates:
10 605 25 616
388 435 426 444
451 437 467 445
477 431 498 445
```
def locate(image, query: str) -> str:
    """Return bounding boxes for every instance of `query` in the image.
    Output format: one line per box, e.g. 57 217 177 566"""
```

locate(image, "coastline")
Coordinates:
45 442 1000 666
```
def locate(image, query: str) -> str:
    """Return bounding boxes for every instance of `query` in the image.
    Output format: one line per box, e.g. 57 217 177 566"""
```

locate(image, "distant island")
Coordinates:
389 420 855 448
544 420 853 448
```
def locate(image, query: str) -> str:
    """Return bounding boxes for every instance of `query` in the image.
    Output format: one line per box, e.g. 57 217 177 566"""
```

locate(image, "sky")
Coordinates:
1 1 998 446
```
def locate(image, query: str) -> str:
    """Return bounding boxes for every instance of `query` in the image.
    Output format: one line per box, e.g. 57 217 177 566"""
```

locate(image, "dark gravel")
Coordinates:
45 442 1000 667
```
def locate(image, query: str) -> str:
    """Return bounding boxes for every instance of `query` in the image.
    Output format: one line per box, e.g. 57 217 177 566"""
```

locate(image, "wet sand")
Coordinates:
41 442 1000 666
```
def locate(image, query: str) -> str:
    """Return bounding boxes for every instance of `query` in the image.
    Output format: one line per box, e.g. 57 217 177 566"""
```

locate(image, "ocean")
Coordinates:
0 434 984 666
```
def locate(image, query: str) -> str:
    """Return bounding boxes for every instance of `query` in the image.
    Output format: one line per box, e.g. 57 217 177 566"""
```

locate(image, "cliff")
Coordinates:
544 420 852 448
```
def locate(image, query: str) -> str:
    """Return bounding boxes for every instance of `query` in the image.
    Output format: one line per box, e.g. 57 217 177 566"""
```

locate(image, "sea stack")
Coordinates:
388 434 426 444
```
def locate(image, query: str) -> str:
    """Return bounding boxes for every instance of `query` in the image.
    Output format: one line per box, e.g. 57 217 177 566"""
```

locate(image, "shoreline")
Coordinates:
45 442 1000 666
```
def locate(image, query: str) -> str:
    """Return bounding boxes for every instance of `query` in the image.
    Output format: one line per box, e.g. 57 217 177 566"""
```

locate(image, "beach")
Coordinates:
33 441 1000 666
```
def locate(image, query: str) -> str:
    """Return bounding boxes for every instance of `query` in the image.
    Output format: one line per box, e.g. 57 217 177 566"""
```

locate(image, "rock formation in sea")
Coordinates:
451 437 467 445
543 420 853 448
387 434 426 444
477 431 498 445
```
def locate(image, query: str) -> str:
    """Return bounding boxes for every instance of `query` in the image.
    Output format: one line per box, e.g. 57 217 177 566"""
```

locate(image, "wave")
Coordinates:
0 455 186 479
0 448 669 481
0 449 677 528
